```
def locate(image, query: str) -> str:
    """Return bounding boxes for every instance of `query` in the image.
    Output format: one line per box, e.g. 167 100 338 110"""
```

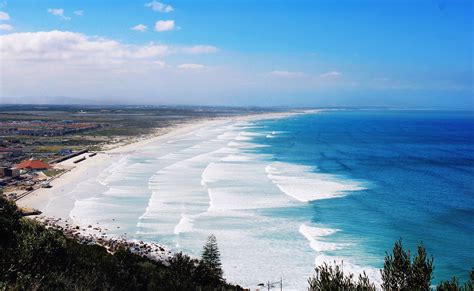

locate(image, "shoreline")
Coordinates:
16 109 316 209
15 109 316 263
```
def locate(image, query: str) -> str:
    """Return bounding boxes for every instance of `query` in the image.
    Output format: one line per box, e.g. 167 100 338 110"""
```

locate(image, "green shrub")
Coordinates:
381 239 433 290
0 197 241 290
308 261 376 291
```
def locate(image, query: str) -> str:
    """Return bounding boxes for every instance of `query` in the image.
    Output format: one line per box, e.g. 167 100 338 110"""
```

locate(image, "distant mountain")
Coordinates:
0 96 126 105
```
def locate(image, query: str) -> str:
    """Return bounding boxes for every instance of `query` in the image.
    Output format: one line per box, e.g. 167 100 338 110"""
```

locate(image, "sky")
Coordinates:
0 0 472 108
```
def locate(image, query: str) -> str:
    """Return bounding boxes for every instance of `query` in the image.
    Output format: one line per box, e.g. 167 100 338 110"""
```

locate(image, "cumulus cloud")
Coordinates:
269 70 306 78
153 60 167 67
0 31 170 62
0 30 218 68
178 63 205 69
0 11 9 20
131 24 147 31
0 23 12 31
47 8 71 20
73 10 84 16
155 20 175 31
320 71 341 78
181 45 219 54
145 1 173 13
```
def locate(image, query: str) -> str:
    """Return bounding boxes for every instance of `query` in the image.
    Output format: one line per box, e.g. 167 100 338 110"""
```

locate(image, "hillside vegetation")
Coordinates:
1 195 472 290
0 197 241 291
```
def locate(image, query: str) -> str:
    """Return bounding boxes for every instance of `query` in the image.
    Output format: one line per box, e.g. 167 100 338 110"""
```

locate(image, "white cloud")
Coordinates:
320 71 341 78
155 20 175 32
0 31 170 62
47 8 71 20
73 10 84 16
0 11 9 20
269 70 306 78
153 60 167 67
131 24 147 31
178 63 205 69
0 30 231 102
145 1 173 13
0 23 12 31
0 30 218 66
181 45 219 54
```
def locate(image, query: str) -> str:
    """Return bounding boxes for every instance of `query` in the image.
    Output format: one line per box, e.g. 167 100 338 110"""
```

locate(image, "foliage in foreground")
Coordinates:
202 234 224 280
437 271 474 291
308 240 473 291
0 197 241 291
308 262 376 291
381 239 433 290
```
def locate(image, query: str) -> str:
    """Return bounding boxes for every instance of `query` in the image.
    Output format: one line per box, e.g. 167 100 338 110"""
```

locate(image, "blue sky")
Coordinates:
0 0 472 108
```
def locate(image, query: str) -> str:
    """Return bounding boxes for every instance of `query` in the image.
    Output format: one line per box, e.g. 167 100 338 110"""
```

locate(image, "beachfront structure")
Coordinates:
0 167 20 178
0 121 101 137
0 147 23 159
14 159 51 171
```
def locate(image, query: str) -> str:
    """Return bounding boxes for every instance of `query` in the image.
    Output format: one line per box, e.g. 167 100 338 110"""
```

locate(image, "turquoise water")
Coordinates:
56 109 473 288
251 110 474 284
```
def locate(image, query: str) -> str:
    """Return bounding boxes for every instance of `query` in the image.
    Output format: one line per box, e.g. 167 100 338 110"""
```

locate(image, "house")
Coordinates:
0 167 20 178
14 159 51 171
58 148 73 155
0 147 23 159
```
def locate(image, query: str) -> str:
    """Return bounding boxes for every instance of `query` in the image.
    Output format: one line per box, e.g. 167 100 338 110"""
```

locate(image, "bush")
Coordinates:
381 239 433 290
308 261 376 291
437 270 474 291
0 197 242 290
308 240 439 291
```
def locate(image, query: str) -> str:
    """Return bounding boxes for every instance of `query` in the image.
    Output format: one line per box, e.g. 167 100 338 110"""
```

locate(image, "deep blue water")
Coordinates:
251 110 474 284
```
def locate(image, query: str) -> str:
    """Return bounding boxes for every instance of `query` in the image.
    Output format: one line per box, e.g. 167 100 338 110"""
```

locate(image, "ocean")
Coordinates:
249 110 474 285
58 110 473 290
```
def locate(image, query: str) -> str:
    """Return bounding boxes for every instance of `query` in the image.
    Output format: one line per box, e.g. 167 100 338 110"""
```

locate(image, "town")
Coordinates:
0 120 101 136
0 104 269 207
0 119 101 204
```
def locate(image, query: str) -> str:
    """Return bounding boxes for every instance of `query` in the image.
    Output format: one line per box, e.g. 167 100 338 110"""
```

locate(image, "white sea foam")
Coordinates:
59 115 377 290
266 162 365 202
217 132 237 140
174 214 194 234
227 141 242 147
239 131 265 137
200 161 226 184
138 134 235 238
219 154 252 162
214 147 238 154
265 130 282 138
96 155 128 185
299 223 382 287
201 156 293 211
227 141 269 148
101 186 149 197
299 223 339 239
299 224 345 252
235 135 252 141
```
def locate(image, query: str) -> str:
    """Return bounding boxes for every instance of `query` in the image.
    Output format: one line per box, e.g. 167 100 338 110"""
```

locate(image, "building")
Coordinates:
58 148 73 155
0 147 23 159
14 159 51 171
0 167 20 178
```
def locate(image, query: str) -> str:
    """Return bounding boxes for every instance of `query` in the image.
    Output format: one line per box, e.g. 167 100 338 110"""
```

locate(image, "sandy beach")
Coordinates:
15 109 323 289
16 118 218 213
16 110 313 214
